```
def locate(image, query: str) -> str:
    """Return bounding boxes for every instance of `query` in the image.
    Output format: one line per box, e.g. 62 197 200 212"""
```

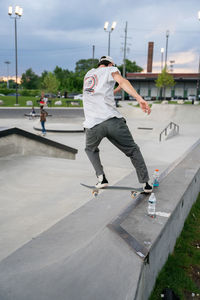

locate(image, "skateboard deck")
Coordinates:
80 183 144 198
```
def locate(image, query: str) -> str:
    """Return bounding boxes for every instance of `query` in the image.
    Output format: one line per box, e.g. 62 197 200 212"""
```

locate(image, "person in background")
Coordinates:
40 105 48 136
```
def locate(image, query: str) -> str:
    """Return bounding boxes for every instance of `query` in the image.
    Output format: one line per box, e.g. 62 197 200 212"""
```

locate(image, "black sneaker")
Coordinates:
95 174 108 189
143 182 153 193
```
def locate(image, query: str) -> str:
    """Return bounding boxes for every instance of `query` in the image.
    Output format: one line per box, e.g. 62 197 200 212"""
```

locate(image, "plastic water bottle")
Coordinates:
153 169 159 187
148 193 156 218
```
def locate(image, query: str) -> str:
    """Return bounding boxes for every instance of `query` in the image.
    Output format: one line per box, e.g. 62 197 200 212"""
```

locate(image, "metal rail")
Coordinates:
159 121 179 142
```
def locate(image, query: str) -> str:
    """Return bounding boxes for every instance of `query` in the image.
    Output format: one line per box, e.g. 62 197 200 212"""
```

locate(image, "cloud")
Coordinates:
151 49 198 73
0 0 200 75
169 50 197 65
33 27 105 44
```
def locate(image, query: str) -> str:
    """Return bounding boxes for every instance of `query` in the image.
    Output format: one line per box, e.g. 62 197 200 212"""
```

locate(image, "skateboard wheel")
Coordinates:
92 190 98 197
131 191 138 198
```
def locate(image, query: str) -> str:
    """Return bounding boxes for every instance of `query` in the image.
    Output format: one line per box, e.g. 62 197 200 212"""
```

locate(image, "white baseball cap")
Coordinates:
99 56 115 65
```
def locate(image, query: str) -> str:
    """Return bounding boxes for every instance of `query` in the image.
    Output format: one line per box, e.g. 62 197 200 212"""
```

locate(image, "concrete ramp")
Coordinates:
120 103 200 125
0 127 77 159
119 103 200 143
0 138 199 299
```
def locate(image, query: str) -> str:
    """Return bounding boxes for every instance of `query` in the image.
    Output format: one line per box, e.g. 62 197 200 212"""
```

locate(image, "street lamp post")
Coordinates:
4 61 11 89
159 48 165 100
163 30 170 100
104 21 117 56
165 30 170 68
197 11 200 102
196 56 200 102
161 48 164 72
8 5 23 106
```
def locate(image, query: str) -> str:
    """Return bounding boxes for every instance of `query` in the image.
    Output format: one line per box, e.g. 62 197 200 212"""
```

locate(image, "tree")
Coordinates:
75 59 99 75
40 70 48 83
21 68 40 89
53 66 71 90
41 72 59 95
0 81 7 88
8 80 16 89
155 67 175 100
117 59 143 74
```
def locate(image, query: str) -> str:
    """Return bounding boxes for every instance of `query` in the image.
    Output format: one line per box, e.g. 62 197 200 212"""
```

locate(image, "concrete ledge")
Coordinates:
0 127 78 160
136 168 200 299
108 138 200 299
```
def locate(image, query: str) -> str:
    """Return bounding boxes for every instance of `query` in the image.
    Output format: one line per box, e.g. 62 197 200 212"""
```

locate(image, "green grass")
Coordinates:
149 193 200 300
0 96 83 107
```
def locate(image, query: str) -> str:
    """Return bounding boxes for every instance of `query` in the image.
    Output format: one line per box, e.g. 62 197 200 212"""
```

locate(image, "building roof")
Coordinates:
126 73 199 80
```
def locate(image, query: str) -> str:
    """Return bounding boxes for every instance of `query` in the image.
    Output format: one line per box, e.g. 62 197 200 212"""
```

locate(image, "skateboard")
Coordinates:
80 183 145 198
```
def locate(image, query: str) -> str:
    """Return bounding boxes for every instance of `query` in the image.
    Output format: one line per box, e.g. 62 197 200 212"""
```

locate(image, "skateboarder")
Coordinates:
83 55 152 193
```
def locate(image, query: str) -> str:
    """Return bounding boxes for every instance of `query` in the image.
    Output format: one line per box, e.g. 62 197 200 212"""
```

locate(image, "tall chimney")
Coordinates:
147 42 154 73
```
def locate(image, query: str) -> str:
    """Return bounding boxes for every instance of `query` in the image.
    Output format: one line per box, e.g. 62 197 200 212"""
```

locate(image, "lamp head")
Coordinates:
8 6 12 16
104 21 109 31
111 21 117 31
14 6 23 16
18 7 23 16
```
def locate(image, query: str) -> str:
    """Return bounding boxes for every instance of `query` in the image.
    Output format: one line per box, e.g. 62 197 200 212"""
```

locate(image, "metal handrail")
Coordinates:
159 122 179 142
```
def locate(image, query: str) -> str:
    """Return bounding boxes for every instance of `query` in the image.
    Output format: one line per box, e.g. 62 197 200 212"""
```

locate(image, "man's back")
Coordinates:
83 66 121 128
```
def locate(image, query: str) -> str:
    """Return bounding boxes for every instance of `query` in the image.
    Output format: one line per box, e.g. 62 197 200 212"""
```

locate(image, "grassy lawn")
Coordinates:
149 193 200 300
0 97 199 108
0 96 83 107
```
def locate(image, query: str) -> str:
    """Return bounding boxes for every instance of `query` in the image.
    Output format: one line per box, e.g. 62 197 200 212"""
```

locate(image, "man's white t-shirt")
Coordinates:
83 66 122 128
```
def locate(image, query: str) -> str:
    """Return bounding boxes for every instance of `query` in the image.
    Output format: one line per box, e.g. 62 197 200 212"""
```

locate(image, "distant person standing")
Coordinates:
39 91 45 106
40 105 48 136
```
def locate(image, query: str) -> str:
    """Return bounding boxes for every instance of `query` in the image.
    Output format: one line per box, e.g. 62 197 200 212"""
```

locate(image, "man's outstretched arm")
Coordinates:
112 71 151 115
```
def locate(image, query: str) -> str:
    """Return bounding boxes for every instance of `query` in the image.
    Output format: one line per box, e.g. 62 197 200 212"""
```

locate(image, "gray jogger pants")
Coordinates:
85 117 149 183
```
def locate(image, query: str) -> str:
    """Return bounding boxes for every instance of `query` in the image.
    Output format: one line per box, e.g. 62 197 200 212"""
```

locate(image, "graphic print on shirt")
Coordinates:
84 74 98 94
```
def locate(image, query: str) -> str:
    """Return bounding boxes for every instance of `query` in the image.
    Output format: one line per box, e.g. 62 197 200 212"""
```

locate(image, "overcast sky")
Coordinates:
0 0 199 77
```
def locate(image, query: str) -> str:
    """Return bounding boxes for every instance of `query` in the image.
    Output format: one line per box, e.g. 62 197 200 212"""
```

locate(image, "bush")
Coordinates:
0 88 40 97
0 88 16 95
20 89 40 97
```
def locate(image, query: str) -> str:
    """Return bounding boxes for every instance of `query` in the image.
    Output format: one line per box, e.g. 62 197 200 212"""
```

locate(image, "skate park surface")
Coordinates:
0 103 200 300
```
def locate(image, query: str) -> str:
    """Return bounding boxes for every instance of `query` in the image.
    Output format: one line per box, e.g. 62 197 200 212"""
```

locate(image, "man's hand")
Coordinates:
112 72 151 114
138 99 151 115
